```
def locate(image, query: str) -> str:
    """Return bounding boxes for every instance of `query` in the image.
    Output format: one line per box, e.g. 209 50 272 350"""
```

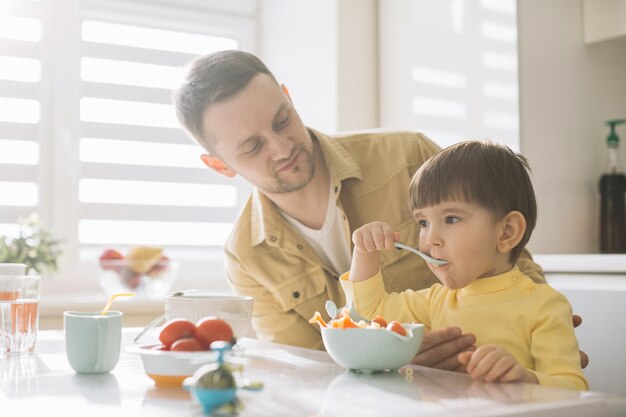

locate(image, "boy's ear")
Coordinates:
496 211 526 254
200 154 236 178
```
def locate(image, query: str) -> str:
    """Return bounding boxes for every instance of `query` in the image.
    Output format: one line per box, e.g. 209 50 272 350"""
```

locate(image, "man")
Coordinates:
172 50 587 371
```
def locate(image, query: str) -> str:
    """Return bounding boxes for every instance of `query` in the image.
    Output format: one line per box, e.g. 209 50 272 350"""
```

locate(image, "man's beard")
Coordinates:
262 148 316 194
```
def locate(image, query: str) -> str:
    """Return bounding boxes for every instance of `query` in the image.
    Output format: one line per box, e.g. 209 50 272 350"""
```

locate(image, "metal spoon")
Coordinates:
133 289 198 344
394 242 449 266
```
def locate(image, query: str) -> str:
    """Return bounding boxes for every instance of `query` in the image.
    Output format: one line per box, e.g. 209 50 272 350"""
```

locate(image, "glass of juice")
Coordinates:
0 264 41 355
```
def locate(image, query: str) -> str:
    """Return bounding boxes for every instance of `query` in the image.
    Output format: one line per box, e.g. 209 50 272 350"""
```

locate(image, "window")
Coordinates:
0 0 256 294
379 0 520 150
0 3 42 237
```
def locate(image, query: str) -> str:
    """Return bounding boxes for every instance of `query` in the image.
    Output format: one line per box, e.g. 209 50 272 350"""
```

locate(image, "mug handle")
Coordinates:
94 316 108 372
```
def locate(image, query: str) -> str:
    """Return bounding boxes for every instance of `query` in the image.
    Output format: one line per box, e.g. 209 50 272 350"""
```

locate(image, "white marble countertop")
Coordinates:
533 254 626 274
2 328 625 417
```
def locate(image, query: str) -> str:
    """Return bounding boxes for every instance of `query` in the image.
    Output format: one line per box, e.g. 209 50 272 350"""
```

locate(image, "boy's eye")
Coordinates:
245 139 263 155
274 113 290 130
445 216 460 224
417 219 429 228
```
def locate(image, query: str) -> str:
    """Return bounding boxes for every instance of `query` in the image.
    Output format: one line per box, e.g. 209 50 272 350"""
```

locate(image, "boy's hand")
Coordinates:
458 345 538 384
349 222 400 282
352 221 400 253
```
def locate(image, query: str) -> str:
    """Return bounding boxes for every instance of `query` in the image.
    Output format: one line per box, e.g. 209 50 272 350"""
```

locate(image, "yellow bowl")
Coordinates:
126 344 218 387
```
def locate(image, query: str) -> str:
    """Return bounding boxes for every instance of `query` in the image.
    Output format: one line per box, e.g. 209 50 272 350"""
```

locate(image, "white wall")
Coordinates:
258 0 377 133
259 0 626 254
518 0 626 254
378 0 520 150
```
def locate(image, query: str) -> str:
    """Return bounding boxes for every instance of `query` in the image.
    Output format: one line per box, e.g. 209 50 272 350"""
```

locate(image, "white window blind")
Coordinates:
0 1 42 237
0 0 256 293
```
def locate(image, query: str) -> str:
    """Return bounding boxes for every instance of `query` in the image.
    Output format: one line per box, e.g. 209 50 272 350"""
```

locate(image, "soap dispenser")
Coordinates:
599 119 626 253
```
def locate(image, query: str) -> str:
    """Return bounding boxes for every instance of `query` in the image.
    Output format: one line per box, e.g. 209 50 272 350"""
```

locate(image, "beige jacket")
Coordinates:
225 129 544 349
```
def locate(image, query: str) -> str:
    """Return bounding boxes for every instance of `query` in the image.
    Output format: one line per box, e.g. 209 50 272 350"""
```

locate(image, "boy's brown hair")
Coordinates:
408 140 537 262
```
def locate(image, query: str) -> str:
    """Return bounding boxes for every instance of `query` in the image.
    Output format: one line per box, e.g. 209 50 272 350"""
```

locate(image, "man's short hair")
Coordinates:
172 50 277 153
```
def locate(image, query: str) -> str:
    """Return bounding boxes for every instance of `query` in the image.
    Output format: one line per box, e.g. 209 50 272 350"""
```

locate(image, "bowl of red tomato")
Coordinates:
313 311 424 372
126 316 236 386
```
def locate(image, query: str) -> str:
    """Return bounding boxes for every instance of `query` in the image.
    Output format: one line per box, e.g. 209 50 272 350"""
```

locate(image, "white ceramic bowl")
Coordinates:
98 260 179 299
126 344 218 387
321 323 424 372
164 293 254 340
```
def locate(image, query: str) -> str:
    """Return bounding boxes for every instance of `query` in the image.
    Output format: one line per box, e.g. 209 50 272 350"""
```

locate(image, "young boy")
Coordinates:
341 141 588 391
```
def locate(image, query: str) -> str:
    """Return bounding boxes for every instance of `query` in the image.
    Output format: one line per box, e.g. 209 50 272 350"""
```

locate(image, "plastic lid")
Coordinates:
0 263 26 275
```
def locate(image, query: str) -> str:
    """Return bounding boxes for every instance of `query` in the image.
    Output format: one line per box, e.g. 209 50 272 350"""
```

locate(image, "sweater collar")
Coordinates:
460 266 523 295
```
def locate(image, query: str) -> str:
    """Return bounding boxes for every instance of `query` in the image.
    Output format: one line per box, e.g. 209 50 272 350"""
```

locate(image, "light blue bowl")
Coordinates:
321 323 424 372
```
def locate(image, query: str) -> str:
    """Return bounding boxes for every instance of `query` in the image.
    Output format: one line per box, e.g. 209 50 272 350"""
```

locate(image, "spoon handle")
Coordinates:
393 242 419 253
133 314 165 344
393 242 449 266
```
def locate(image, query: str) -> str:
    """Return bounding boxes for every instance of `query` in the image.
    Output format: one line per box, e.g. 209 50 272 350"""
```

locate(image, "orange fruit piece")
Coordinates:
341 316 359 328
386 321 407 336
330 317 343 328
308 311 327 328
372 315 388 328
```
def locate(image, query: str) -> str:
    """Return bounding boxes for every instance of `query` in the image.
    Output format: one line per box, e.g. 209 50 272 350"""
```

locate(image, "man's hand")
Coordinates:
411 327 476 371
573 314 589 369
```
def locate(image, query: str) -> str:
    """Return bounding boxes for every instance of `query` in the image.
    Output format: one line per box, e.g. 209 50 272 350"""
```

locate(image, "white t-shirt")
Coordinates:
280 185 352 276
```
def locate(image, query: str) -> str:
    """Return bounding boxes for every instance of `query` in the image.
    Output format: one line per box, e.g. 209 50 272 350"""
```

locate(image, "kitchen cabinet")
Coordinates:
584 0 626 44
536 254 626 396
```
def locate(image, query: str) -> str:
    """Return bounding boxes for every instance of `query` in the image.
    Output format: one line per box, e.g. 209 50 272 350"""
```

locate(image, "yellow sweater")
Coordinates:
341 267 588 391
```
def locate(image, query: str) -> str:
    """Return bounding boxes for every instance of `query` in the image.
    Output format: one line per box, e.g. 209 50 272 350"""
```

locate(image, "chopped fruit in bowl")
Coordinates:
311 308 424 372
97 246 179 299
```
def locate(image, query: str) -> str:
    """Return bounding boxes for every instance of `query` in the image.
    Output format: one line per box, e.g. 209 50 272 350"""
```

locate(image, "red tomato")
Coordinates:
386 321 407 336
195 317 234 349
159 319 196 348
170 337 204 352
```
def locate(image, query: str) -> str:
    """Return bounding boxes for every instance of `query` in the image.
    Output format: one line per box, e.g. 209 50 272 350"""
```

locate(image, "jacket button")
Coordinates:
270 235 277 242
292 291 300 299
297 244 303 250
334 186 339 193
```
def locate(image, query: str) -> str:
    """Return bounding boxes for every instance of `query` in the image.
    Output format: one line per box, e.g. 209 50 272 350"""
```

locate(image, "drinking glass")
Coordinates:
0 266 41 355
